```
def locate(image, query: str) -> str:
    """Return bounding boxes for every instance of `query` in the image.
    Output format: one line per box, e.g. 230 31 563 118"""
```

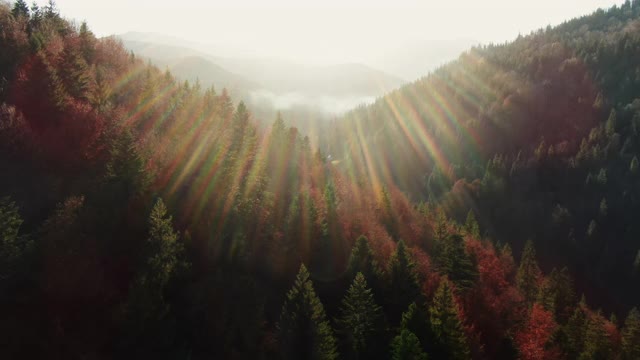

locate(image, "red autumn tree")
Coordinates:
516 303 559 360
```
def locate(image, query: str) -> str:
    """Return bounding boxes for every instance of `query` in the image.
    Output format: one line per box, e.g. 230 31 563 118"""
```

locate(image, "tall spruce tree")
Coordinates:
621 307 640 360
278 264 338 360
0 197 31 284
437 234 477 292
387 240 422 324
464 211 480 238
336 272 382 359
390 329 428 360
11 0 29 18
121 198 189 351
579 311 612 360
400 303 431 354
517 240 542 305
429 278 470 360
562 298 588 358
538 267 575 322
347 235 381 287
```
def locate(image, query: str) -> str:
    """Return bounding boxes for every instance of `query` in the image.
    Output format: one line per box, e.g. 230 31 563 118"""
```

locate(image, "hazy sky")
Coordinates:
42 0 623 68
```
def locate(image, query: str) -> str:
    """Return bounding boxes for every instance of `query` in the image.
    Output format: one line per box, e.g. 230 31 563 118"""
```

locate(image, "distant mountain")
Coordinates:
157 56 260 97
118 32 405 104
209 57 406 97
121 39 258 97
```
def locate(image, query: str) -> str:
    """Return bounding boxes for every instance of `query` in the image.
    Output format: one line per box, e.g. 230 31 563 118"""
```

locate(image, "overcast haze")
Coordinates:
42 0 623 78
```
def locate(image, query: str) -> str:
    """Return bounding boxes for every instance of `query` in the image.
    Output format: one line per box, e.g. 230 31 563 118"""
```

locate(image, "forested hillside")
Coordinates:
1 1 640 359
329 0 640 315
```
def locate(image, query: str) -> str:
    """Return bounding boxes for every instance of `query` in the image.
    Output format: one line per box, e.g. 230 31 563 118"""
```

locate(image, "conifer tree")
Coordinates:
60 45 91 100
437 233 477 292
312 181 340 277
579 311 612 360
104 129 151 202
278 264 338 360
621 307 640 360
121 198 189 349
517 240 541 305
429 278 470 360
144 198 188 284
464 210 480 238
0 197 31 283
387 240 422 324
563 299 587 358
400 303 431 353
379 185 397 238
347 235 381 286
434 208 448 243
78 21 96 62
390 330 428 360
217 87 234 121
44 0 58 19
11 0 29 19
141 199 187 293
29 1 41 26
336 272 382 359
538 267 575 322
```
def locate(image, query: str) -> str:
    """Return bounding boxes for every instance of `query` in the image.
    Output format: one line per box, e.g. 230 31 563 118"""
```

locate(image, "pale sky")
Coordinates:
36 0 624 69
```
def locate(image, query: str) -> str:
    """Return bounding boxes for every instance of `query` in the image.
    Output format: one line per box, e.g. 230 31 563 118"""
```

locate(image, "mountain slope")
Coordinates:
1 2 639 359
120 39 259 95
330 2 640 311
119 34 406 97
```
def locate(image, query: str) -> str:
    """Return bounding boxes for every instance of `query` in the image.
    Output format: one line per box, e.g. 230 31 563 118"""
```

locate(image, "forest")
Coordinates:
2 0 640 359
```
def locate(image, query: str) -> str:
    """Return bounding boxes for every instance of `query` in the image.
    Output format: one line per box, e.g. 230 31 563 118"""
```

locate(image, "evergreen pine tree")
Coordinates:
563 299 587 358
347 235 381 286
78 21 96 62
434 208 448 243
59 45 91 100
621 307 640 360
464 210 480 238
29 1 41 27
400 303 431 354
0 197 31 283
517 240 542 305
579 311 612 360
537 277 556 314
379 185 397 238
387 240 422 324
278 264 338 360
538 267 575 322
104 129 152 204
145 198 188 285
336 272 382 359
11 0 29 18
437 233 477 292
429 278 470 360
121 198 189 350
390 330 428 360
44 0 58 19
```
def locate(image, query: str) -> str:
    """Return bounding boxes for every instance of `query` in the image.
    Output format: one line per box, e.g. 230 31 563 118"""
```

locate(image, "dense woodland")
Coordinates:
2 0 640 359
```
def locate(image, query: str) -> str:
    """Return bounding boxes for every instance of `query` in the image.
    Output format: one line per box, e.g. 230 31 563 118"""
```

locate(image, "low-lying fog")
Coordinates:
249 90 376 115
